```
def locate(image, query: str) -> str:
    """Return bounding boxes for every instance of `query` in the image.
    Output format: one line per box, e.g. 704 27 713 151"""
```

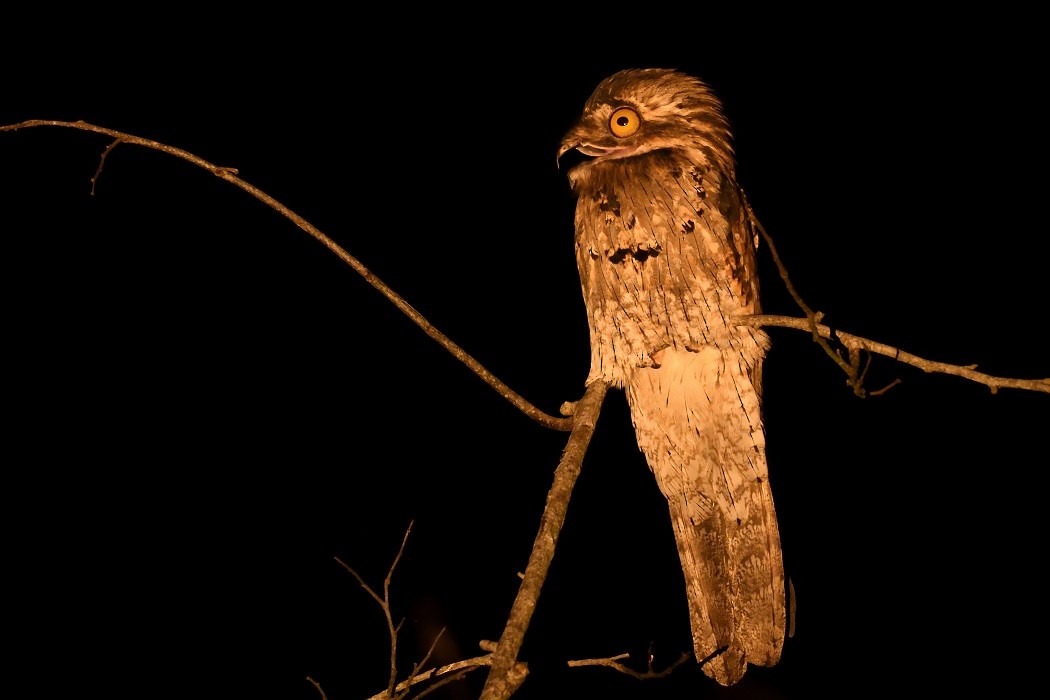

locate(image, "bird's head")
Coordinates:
557 68 735 185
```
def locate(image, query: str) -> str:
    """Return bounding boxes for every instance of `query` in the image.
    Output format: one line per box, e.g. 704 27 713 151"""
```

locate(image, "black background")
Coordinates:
4 14 1048 699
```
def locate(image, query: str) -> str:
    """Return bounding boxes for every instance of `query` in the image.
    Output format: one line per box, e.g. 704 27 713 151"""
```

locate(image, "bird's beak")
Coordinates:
557 124 638 170
556 131 582 170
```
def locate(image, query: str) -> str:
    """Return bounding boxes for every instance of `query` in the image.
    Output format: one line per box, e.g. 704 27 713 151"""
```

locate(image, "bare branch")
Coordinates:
735 314 1050 394
747 214 1048 396
335 524 490 700
411 627 447 679
335 521 415 695
306 676 327 700
401 627 448 699
870 378 903 396
480 381 610 700
0 119 573 432
567 650 690 679
384 523 413 615
363 654 495 700
334 558 386 608
90 138 121 196
749 214 860 389
409 670 470 700
571 651 630 664
334 525 492 699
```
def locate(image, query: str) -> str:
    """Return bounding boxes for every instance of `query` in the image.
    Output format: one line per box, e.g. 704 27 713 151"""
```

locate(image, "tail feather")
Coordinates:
626 345 785 686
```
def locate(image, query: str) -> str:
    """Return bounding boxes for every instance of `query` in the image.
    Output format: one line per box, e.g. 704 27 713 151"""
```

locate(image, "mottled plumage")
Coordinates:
558 69 786 685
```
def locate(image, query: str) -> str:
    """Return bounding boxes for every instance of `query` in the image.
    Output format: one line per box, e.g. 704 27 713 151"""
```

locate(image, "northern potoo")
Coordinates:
558 69 786 685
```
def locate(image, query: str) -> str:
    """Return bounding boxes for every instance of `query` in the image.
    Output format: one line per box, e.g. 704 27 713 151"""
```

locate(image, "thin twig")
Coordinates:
90 138 120 196
735 314 1050 394
363 654 494 700
0 119 574 431
336 521 414 696
402 627 448 698
870 378 903 396
336 526 487 700
749 214 860 390
567 651 690 680
409 670 470 700
305 676 327 700
480 381 610 700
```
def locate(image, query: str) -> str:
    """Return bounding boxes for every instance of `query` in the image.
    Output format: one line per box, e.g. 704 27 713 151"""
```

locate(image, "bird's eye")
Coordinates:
609 107 640 138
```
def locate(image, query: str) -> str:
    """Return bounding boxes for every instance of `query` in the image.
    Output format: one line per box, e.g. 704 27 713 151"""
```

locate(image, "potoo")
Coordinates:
558 69 786 685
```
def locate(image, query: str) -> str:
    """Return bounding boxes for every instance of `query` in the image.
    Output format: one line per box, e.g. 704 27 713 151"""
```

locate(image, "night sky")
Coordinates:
5 17 1048 700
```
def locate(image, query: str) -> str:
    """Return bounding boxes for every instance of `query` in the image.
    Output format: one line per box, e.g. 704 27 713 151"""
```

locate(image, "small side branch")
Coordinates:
90 138 121 195
736 314 1050 395
334 524 492 699
567 650 689 680
748 213 1047 395
306 676 327 700
0 119 573 432
336 522 415 696
750 215 858 384
363 652 494 700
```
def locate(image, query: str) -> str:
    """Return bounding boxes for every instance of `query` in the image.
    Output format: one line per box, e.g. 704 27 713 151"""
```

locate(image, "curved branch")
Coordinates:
736 314 1050 394
305 676 327 700
0 119 574 431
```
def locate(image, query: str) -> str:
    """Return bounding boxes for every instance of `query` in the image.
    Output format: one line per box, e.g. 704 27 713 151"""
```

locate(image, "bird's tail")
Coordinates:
625 345 786 686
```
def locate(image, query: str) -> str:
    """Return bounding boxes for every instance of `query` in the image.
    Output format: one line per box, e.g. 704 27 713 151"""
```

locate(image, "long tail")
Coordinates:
626 345 786 685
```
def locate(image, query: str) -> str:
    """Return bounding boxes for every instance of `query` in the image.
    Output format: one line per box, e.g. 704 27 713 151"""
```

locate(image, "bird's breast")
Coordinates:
572 153 761 383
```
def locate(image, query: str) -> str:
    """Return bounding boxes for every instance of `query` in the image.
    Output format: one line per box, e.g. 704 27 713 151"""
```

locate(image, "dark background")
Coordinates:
4 15 1047 699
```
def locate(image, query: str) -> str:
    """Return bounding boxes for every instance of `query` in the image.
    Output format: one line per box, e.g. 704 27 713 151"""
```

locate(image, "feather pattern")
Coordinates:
560 68 786 685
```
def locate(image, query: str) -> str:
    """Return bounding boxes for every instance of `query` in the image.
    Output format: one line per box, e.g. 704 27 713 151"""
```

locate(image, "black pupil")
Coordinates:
616 116 630 126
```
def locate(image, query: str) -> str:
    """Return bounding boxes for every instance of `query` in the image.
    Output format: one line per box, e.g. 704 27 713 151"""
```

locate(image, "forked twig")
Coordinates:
334 524 494 699
336 522 414 695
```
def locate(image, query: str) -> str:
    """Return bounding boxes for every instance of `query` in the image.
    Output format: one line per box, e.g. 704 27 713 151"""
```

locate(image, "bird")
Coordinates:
557 68 786 686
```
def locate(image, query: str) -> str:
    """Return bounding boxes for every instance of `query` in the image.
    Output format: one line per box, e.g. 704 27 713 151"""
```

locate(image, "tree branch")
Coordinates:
480 381 610 700
363 652 493 700
749 213 862 388
741 210 1047 396
0 119 574 431
567 650 690 679
333 523 493 699
735 314 1050 394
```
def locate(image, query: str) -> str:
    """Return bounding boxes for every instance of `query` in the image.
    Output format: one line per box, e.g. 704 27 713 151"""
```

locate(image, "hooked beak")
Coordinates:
556 131 581 170
557 127 638 170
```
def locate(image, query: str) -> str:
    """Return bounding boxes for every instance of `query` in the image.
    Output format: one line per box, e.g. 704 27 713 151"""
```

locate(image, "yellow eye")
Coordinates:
609 107 640 138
